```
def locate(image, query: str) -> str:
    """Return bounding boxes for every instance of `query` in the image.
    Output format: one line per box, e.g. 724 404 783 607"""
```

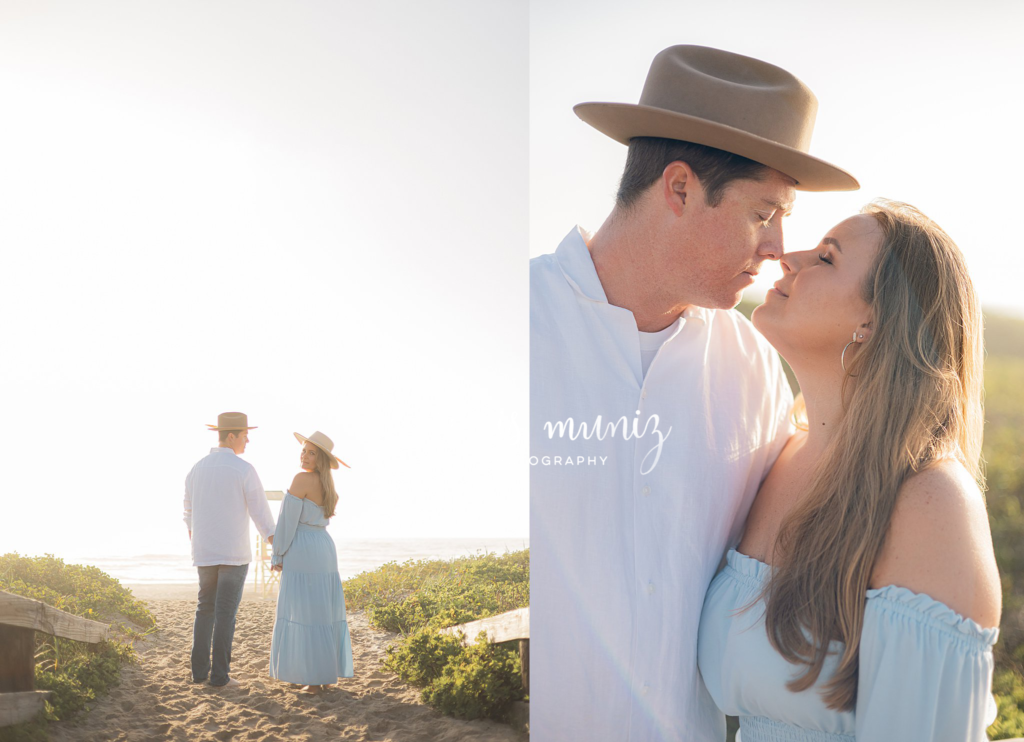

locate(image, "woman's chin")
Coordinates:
751 301 770 331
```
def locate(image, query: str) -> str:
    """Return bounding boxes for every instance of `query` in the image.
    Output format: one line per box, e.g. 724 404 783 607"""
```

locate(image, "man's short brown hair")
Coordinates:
218 429 243 443
616 137 771 209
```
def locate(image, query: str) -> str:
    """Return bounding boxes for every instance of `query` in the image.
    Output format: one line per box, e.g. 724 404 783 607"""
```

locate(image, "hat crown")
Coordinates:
208 411 255 430
307 431 334 452
638 45 818 152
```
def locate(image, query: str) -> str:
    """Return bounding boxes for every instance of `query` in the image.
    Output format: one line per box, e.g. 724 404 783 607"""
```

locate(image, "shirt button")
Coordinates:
641 388 648 399
642 485 651 496
641 685 650 696
647 582 655 595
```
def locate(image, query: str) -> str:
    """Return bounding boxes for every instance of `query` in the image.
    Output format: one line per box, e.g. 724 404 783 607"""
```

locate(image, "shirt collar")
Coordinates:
211 447 237 455
555 225 709 324
682 306 708 324
554 226 608 303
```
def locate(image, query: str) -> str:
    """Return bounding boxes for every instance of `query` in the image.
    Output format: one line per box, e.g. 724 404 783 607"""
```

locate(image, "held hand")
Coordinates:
271 564 282 573
188 530 191 540
267 535 274 544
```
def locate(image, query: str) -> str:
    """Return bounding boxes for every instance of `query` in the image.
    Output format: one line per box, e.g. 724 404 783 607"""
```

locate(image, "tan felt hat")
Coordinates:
294 430 350 470
206 412 257 431
573 44 859 192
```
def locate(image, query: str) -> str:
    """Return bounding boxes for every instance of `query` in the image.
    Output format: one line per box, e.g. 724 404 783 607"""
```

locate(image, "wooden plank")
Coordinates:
0 626 34 692
519 639 529 693
0 691 52 727
439 607 529 645
0 591 109 644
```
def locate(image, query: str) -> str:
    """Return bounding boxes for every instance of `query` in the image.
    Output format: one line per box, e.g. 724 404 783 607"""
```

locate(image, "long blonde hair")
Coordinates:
312 447 340 519
760 199 984 710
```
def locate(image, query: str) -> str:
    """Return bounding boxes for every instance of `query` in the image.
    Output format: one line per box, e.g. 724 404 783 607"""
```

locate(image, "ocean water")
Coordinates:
63 537 529 584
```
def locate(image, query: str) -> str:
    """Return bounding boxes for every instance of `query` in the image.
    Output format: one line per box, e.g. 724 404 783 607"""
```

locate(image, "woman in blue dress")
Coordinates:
697 201 1001 741
269 430 354 692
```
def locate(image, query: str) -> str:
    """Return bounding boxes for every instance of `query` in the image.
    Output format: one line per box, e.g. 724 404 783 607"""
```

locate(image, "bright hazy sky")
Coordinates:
3 0 1019 561
530 0 1024 319
0 1 528 558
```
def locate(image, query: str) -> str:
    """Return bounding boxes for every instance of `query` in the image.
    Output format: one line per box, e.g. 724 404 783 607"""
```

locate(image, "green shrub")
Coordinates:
0 718 49 742
0 553 154 632
346 549 529 621
420 631 523 721
0 553 155 731
383 627 465 686
986 356 1024 737
34 639 135 720
370 596 477 635
349 549 529 723
989 669 1024 739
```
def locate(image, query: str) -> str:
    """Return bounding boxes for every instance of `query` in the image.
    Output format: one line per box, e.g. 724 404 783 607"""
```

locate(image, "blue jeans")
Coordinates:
191 564 249 685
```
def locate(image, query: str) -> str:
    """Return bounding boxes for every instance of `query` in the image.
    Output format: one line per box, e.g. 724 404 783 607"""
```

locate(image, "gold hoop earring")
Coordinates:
841 331 858 373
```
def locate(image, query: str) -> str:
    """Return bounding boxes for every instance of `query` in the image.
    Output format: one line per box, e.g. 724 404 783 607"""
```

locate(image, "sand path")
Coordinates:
47 599 525 742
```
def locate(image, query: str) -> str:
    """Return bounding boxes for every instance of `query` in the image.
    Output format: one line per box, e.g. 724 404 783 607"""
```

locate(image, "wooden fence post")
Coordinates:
519 639 529 694
0 590 110 727
0 625 35 693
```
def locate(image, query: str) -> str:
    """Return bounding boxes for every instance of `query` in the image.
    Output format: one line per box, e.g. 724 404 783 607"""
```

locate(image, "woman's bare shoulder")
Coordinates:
870 459 1001 628
289 471 317 499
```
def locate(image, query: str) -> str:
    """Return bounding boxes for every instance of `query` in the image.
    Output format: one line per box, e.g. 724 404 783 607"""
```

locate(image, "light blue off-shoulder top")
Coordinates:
270 491 329 568
697 549 999 741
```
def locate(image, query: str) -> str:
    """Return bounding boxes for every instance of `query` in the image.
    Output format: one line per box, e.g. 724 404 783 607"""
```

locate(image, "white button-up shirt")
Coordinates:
183 447 277 567
530 227 794 742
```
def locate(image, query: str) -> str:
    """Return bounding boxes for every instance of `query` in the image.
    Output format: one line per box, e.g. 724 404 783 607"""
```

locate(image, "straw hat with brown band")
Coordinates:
294 430 351 470
573 44 859 192
206 411 258 431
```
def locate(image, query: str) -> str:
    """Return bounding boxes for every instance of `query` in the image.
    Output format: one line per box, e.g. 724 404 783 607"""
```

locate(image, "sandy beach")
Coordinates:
46 587 526 742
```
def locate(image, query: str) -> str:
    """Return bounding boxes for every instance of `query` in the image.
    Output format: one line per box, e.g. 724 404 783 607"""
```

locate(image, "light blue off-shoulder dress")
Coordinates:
269 492 354 684
697 549 999 741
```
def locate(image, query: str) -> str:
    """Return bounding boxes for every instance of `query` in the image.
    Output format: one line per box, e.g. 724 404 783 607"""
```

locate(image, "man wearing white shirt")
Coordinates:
184 411 276 687
530 46 858 740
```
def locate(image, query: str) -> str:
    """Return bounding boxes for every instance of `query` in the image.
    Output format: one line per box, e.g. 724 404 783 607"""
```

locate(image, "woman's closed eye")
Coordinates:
818 252 833 265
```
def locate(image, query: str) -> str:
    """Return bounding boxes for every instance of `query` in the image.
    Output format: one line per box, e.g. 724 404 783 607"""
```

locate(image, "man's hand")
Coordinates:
267 535 274 545
271 564 282 573
188 530 191 540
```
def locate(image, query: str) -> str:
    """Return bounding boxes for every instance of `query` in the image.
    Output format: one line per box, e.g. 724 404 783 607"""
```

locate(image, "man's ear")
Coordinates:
662 161 694 217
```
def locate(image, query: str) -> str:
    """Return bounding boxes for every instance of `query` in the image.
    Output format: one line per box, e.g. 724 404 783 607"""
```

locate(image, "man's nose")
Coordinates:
758 221 785 261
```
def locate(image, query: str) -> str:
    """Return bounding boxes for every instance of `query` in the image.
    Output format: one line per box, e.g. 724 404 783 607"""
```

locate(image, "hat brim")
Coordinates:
294 432 351 470
206 425 258 431
574 102 859 193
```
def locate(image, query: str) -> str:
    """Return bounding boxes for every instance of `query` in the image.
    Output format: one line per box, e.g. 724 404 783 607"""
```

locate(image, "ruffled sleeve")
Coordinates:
270 492 303 568
855 585 999 741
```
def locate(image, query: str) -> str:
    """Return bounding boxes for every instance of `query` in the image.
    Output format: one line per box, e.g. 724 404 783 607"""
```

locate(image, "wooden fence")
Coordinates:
0 590 110 727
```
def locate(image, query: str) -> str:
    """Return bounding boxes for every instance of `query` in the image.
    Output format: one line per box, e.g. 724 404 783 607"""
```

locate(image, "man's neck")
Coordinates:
587 212 693 333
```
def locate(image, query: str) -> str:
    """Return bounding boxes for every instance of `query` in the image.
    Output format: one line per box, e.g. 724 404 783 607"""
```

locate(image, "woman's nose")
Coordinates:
780 249 815 274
